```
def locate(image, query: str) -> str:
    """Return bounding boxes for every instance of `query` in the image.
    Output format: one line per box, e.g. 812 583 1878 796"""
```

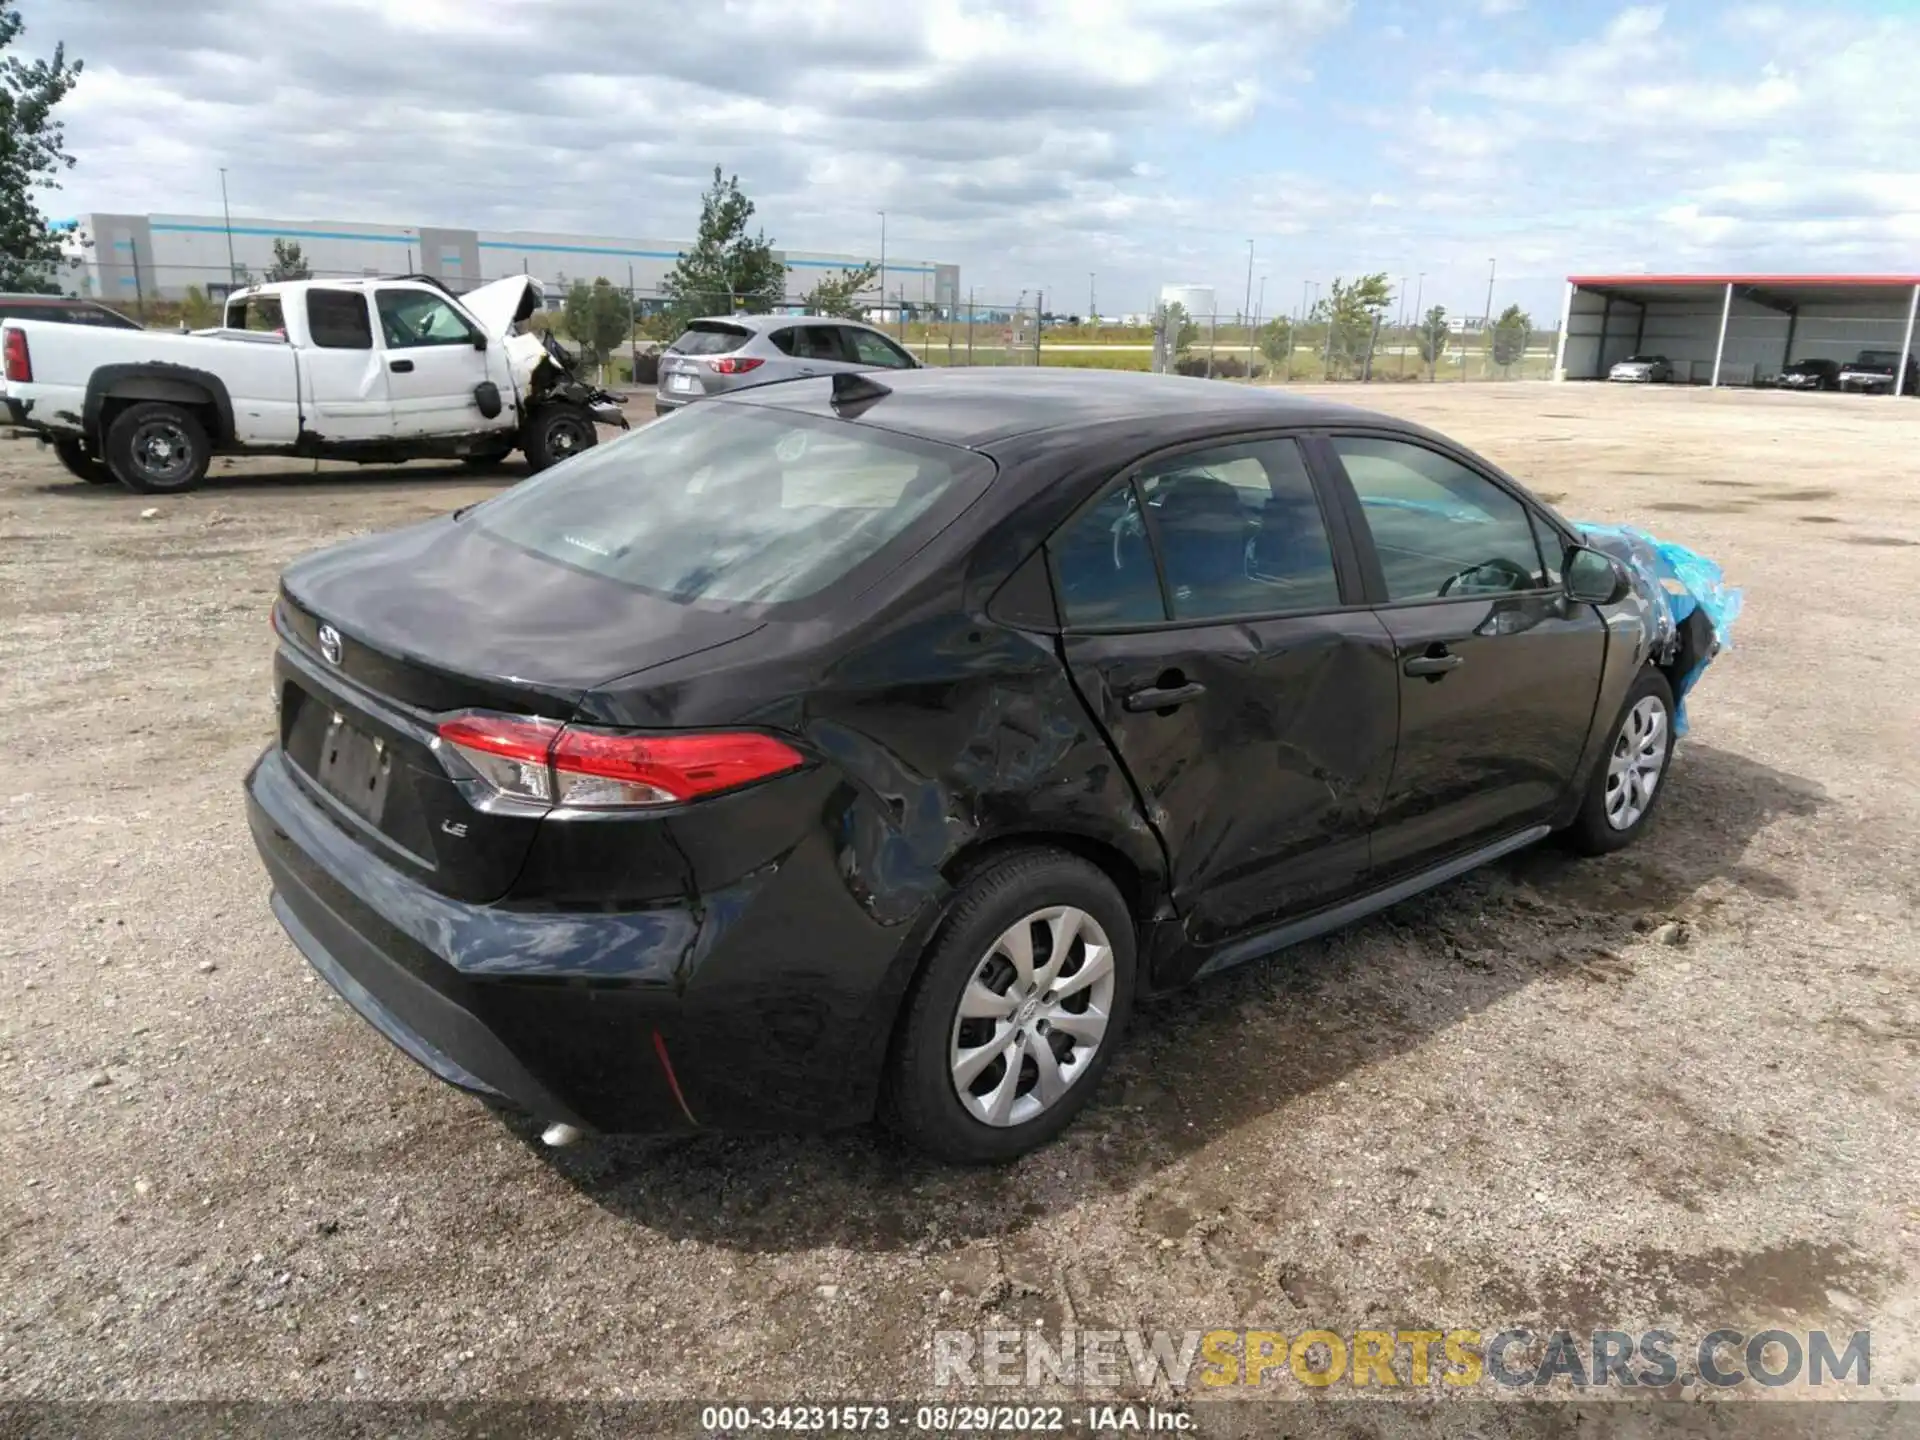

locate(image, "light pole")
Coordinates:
877 211 886 321
1255 275 1266 330
1407 271 1425 377
219 167 236 285
1089 271 1096 324
1242 239 1254 329
1484 257 1497 328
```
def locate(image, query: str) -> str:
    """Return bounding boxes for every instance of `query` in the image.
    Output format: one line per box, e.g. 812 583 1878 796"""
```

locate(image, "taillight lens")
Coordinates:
706 356 764 374
3 328 30 383
434 712 804 810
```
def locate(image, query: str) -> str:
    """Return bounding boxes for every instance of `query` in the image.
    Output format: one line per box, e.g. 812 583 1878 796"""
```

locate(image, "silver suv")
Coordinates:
655 315 921 415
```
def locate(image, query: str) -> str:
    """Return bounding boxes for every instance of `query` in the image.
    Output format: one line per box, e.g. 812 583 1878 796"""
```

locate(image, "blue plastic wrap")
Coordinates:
1574 522 1743 734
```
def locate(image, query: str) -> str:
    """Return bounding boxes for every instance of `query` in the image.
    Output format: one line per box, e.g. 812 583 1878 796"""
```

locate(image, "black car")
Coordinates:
246 369 1707 1163
0 293 143 481
1774 358 1839 391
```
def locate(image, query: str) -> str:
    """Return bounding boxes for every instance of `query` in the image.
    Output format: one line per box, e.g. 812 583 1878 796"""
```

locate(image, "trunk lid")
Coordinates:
275 516 762 901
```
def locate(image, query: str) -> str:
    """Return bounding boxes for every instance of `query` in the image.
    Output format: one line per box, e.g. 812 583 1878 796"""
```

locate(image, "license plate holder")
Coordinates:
669 374 696 393
315 714 393 824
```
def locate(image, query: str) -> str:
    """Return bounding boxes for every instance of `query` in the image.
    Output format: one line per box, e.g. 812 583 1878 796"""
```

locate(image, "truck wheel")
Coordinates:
523 404 597 473
104 402 212 494
53 436 113 484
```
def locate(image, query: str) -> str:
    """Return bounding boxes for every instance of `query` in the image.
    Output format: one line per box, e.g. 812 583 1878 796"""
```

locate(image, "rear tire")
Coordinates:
882 848 1135 1164
104 402 211 494
53 436 113 484
1563 668 1677 855
522 404 597 473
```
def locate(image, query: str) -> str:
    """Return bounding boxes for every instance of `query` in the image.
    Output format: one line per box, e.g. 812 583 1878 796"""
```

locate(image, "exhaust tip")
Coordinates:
541 1122 584 1149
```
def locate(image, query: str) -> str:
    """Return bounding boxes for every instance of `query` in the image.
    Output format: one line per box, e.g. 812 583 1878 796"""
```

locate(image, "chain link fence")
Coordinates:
71 258 1560 386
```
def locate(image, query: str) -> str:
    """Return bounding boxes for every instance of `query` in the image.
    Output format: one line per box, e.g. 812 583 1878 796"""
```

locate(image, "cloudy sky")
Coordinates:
25 0 1920 321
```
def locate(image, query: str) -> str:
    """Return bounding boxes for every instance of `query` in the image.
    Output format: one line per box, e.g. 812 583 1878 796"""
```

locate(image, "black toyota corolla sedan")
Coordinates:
246 368 1709 1163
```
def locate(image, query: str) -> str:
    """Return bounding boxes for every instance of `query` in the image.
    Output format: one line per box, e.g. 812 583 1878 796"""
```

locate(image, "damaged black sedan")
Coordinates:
246 370 1737 1163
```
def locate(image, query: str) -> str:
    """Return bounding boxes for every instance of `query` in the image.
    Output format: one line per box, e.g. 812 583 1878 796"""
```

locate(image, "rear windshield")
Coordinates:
476 404 992 608
668 322 750 355
1854 352 1898 366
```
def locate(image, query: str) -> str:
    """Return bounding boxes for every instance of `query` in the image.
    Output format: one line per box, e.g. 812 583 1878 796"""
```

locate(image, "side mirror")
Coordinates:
472 331 489 352
1565 545 1631 606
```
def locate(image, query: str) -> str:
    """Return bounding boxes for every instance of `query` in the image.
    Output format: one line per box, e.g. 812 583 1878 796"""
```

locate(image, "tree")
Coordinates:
1490 302 1532 375
801 261 877 319
180 285 218 329
1161 301 1199 356
0 5 83 293
264 238 311 282
660 167 788 317
1256 317 1294 373
1311 273 1394 378
561 277 633 375
1416 305 1450 380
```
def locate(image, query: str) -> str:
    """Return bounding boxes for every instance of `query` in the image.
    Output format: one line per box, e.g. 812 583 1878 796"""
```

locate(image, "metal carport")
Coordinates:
1555 275 1920 392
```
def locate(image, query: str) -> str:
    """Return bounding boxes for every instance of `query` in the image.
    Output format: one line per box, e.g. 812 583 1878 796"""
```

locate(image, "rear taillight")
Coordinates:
434 712 804 810
3 328 29 384
706 356 764 375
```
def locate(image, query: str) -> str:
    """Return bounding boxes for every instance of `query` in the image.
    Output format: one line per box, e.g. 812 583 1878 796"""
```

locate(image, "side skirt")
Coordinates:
1187 824 1553 982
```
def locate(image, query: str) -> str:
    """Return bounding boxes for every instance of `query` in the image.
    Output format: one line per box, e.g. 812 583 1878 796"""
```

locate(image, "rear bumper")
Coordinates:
245 743 929 1135
652 394 688 417
246 747 693 1134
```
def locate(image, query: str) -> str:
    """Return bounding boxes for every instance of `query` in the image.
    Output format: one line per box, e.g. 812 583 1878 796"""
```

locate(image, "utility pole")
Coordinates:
1482 257 1497 380
1242 239 1254 330
1483 257 1497 328
1088 272 1096 324
1254 276 1266 331
877 211 886 323
219 168 237 285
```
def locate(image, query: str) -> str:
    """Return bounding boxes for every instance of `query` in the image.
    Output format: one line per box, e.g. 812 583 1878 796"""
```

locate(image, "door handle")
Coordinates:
1403 651 1464 677
1123 681 1207 712
389 359 414 373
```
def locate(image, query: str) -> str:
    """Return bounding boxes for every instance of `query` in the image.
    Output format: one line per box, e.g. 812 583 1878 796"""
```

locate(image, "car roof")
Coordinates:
716 366 1393 448
0 293 110 305
683 314 874 332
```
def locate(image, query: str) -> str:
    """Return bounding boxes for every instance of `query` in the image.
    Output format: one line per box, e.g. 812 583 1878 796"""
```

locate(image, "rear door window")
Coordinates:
794 326 852 362
68 305 141 328
1139 439 1341 620
668 322 750 356
475 405 993 608
1050 483 1166 627
307 289 374 349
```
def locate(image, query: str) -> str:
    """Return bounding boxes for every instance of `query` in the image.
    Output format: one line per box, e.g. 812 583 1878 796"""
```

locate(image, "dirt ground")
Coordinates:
1 382 1916 1419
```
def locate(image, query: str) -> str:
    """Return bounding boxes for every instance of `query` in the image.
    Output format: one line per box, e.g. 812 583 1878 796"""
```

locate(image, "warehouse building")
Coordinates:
66 211 959 314
1555 274 1920 391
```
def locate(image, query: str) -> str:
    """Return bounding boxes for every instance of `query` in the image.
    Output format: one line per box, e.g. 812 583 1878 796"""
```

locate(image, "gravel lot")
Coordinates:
1 383 1916 1415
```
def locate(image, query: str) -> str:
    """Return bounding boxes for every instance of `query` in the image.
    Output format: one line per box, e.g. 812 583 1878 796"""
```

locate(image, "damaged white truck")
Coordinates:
0 275 627 494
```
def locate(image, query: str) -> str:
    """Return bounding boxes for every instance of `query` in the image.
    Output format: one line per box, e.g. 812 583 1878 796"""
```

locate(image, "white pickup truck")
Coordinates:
0 275 627 493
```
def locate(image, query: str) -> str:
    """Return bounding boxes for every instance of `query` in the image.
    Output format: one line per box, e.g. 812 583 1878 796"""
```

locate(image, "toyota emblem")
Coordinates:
318 624 343 666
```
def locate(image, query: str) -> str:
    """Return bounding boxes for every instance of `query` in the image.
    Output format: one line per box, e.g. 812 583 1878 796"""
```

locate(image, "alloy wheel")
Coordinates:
1605 694 1668 831
948 906 1115 1128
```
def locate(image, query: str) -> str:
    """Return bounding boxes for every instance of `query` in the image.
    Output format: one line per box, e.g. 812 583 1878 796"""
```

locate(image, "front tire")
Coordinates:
53 436 113 484
1563 668 1677 855
522 404 597 473
883 849 1135 1164
103 402 211 494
